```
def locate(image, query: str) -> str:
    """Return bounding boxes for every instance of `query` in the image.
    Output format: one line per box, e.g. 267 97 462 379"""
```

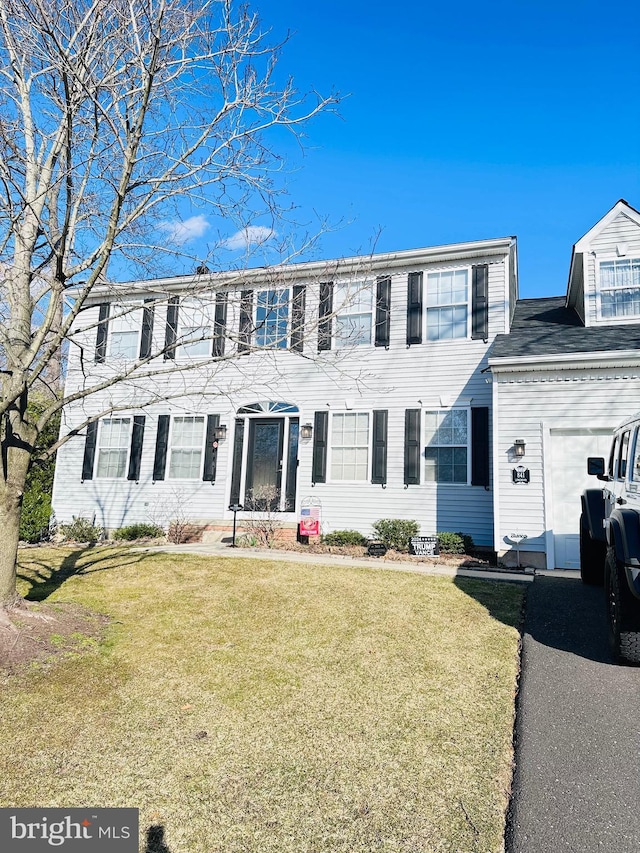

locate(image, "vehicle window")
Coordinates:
619 430 631 480
632 428 640 482
609 436 620 479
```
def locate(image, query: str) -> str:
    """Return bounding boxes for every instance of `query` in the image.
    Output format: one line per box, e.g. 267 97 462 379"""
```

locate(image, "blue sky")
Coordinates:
173 0 640 299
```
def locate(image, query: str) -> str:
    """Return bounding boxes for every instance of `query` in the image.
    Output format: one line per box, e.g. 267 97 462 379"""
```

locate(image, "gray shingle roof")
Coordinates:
489 297 640 360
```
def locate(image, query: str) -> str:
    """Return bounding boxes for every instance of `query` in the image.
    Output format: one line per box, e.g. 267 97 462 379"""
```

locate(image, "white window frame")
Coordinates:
423 407 471 485
333 280 374 348
167 415 206 480
254 287 290 349
108 303 142 360
328 411 371 483
177 298 214 359
425 266 471 342
95 416 132 479
596 256 640 321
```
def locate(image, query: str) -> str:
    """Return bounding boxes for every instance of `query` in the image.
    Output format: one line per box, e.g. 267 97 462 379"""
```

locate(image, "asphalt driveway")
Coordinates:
506 575 640 852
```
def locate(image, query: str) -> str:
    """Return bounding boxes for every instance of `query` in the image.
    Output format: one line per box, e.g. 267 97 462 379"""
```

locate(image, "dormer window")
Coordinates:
599 258 640 319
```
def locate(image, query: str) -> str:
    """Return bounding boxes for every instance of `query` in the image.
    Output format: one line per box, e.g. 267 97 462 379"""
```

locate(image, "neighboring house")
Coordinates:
51 237 517 548
490 199 640 568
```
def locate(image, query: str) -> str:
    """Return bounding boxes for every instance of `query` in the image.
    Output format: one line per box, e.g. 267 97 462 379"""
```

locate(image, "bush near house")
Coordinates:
112 523 165 541
438 532 475 555
371 519 420 552
58 517 103 543
322 530 368 547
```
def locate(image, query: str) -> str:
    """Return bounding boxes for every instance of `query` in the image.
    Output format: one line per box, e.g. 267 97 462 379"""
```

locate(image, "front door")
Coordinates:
245 418 285 510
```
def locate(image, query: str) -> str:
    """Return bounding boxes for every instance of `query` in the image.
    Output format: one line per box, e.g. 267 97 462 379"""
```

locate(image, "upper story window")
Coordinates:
330 412 370 480
424 409 469 483
255 289 289 348
426 270 468 340
334 282 373 347
178 299 213 358
109 305 141 359
168 415 205 479
599 258 640 319
96 417 131 478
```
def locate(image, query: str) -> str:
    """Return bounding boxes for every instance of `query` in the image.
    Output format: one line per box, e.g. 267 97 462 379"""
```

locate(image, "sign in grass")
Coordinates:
409 535 440 556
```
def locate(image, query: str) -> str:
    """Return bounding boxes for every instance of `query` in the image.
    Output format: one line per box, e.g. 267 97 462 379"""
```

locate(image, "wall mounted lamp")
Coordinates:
213 424 228 442
300 423 313 440
513 439 526 458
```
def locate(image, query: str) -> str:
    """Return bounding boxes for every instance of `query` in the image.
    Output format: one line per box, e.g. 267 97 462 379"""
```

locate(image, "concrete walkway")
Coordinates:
135 540 535 584
506 575 640 852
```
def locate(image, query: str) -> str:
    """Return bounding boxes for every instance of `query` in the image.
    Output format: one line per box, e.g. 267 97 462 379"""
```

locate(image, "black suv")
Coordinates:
581 413 640 663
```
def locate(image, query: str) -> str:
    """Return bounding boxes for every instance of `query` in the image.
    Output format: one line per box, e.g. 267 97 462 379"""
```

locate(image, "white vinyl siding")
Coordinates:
424 409 469 483
96 417 131 478
426 269 468 340
330 412 369 481
109 306 141 359
334 282 373 347
168 416 205 479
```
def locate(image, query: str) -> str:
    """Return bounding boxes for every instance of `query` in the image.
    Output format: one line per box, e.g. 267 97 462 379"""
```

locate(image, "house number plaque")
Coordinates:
512 466 530 485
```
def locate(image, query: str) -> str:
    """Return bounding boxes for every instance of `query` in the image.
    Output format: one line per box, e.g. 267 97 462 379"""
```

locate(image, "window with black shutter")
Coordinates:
317 282 333 351
375 277 391 348
212 292 227 357
471 265 489 340
202 414 220 482
153 415 170 480
290 285 306 352
406 273 423 345
238 291 253 353
471 407 490 487
371 410 388 484
164 297 179 360
139 301 155 359
127 416 146 481
94 304 110 363
82 421 98 480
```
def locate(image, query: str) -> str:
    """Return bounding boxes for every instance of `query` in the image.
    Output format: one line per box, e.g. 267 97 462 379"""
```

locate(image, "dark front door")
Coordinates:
245 418 285 510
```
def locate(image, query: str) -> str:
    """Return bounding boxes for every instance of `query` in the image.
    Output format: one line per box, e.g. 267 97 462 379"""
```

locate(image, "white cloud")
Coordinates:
159 215 210 246
223 225 276 251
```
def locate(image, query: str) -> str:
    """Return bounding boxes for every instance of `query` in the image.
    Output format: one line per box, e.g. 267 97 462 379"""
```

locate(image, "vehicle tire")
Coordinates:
605 545 640 664
579 513 605 586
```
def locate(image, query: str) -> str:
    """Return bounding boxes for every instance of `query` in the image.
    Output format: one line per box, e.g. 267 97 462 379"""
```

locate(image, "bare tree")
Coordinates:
0 0 340 609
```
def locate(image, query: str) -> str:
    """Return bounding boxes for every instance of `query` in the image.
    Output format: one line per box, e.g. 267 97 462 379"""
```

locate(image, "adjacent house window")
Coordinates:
178 300 212 358
426 269 468 340
109 306 141 359
255 289 289 348
424 409 469 483
168 415 205 479
334 281 373 347
96 417 131 478
330 412 369 480
599 259 640 318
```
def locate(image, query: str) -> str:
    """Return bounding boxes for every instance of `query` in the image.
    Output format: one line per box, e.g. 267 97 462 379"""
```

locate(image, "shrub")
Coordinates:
59 516 102 543
437 531 475 555
112 523 164 541
19 406 60 543
322 530 368 547
372 519 419 552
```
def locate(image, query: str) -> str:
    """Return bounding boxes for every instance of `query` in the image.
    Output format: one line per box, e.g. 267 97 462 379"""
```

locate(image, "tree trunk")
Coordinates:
0 475 26 608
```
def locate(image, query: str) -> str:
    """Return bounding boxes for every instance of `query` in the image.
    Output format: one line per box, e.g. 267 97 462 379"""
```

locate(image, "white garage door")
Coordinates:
550 429 613 569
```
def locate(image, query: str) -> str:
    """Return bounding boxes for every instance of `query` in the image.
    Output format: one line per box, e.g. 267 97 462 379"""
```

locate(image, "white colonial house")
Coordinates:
52 236 517 551
50 199 640 568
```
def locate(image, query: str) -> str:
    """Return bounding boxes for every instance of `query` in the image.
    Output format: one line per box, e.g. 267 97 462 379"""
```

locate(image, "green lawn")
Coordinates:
1 547 524 853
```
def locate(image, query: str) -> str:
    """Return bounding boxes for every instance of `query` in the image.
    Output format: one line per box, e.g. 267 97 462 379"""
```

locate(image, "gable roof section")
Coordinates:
489 296 640 363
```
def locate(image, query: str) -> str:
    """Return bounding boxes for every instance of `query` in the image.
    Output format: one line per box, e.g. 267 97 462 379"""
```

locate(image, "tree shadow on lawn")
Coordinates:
17 546 150 602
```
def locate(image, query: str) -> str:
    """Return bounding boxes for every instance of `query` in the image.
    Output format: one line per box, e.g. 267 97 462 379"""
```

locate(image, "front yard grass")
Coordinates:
1 547 524 853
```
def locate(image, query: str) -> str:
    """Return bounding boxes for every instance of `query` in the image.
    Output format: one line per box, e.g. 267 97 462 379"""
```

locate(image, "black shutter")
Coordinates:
202 414 220 482
164 297 179 360
82 421 98 480
139 300 155 359
238 290 253 353
404 409 421 485
472 264 489 340
153 415 170 480
290 285 306 352
95 304 110 362
127 415 146 481
212 292 227 357
318 282 333 351
312 411 329 484
406 272 423 345
471 407 490 487
371 410 388 484
229 418 245 504
375 276 391 348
